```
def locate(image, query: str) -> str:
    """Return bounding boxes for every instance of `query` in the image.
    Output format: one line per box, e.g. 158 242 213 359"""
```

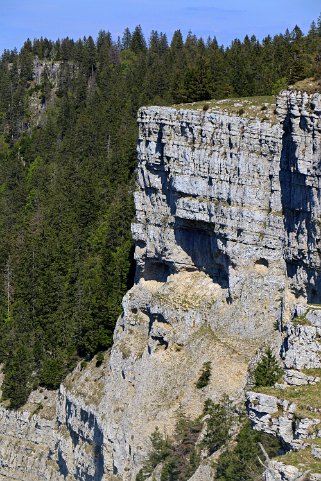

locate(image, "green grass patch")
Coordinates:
302 368 321 378
295 406 321 420
311 437 321 448
256 382 321 415
292 313 311 327
275 447 321 473
289 77 321 94
172 95 277 123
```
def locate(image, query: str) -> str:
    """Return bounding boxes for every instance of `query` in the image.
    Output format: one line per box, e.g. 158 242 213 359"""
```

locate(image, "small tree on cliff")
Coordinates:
253 348 283 387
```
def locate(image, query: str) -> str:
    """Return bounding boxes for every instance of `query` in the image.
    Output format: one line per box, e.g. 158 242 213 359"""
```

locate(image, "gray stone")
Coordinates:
306 309 321 327
282 321 321 370
312 446 321 459
284 369 320 386
265 461 310 481
247 390 320 448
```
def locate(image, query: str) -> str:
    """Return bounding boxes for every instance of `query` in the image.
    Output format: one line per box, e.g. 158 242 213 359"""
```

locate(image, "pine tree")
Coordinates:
253 348 283 387
130 25 147 54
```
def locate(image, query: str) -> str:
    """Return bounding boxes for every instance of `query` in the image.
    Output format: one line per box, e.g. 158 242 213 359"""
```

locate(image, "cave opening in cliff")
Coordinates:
174 219 229 288
143 258 173 282
306 278 321 305
255 258 269 268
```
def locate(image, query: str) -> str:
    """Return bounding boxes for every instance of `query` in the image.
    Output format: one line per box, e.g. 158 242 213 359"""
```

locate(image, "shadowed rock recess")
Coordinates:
1 90 321 480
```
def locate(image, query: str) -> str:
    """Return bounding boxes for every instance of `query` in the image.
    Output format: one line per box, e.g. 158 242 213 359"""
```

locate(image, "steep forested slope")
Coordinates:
0 19 320 408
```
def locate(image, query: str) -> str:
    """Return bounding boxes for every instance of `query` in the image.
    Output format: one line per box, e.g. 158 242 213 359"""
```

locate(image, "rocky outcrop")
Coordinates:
284 368 320 386
0 389 62 481
265 460 321 481
33 57 61 86
248 305 321 478
282 306 321 369
247 390 321 449
1 91 321 480
134 104 286 337
277 92 321 305
29 58 78 124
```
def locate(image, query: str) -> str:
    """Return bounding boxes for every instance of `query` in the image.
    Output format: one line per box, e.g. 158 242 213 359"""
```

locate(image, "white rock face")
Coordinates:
0 389 62 481
247 387 321 447
1 91 321 480
283 323 321 369
134 105 286 337
265 461 321 481
249 306 321 479
282 306 321 369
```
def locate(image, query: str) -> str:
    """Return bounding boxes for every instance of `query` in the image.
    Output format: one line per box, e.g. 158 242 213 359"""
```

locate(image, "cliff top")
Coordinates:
172 95 277 123
289 77 321 94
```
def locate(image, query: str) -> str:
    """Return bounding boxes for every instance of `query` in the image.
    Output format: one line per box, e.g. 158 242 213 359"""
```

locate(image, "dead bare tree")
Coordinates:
257 443 310 481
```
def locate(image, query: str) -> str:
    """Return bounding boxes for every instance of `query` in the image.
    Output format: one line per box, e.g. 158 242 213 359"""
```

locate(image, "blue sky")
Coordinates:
0 0 320 52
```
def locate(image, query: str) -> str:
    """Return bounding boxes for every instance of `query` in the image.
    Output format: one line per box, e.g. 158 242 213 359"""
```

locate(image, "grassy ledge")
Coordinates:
172 95 277 123
275 447 321 473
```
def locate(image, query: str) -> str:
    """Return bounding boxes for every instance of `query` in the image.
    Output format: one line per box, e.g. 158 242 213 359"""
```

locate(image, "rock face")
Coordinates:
282 305 321 369
29 58 78 124
0 388 62 481
134 104 286 337
247 305 321 478
265 461 321 481
247 389 321 449
1 91 321 480
278 92 321 304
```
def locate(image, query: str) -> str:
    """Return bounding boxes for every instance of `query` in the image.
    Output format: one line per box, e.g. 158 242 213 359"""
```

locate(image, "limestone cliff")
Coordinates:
1 90 321 480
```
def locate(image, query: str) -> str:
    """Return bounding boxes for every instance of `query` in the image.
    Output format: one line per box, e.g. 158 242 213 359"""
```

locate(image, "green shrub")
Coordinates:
161 455 180 481
202 396 232 454
253 348 283 387
96 351 104 367
196 361 211 389
136 427 172 480
32 403 44 416
136 414 202 481
135 469 145 481
80 360 88 370
216 420 281 481
171 413 201 480
271 77 288 95
1 343 33 409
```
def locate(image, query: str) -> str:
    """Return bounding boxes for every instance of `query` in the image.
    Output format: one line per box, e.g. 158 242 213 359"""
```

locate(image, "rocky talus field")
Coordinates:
1 90 321 480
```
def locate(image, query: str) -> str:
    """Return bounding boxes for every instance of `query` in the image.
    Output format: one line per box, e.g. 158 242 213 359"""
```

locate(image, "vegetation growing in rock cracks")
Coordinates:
136 415 202 481
202 396 232 454
136 398 231 480
196 361 212 389
136 398 281 481
215 420 282 481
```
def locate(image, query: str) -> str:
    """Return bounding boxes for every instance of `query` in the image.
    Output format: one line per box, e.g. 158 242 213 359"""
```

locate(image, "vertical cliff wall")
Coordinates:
133 104 286 337
278 92 321 303
1 91 321 481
